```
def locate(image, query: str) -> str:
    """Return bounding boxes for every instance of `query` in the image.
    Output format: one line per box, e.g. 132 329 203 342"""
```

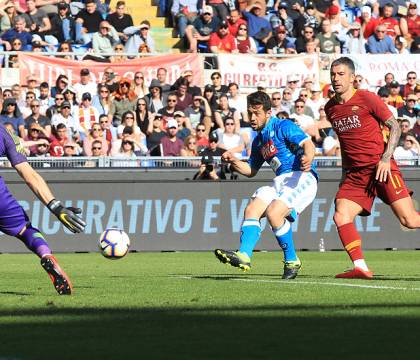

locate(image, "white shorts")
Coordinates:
251 171 318 214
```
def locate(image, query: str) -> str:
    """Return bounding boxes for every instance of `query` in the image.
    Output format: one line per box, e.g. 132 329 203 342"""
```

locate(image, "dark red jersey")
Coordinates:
325 90 393 169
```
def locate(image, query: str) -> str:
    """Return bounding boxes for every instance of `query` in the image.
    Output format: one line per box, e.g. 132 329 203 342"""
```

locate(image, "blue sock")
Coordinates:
239 219 261 258
273 220 297 262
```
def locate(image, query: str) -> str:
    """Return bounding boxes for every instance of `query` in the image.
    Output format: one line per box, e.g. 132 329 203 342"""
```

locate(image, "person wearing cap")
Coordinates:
242 1 271 44
73 68 98 103
171 0 200 38
174 110 192 140
92 21 119 58
387 80 404 108
199 131 225 157
305 83 325 120
325 4 350 35
398 94 418 127
355 5 379 40
53 2 74 43
366 23 398 53
145 79 166 113
400 2 420 43
51 100 80 139
342 22 366 54
0 97 25 138
184 5 220 53
76 92 100 135
124 20 155 54
160 118 184 156
74 0 103 44
377 2 401 39
107 1 134 42
303 1 318 30
266 24 296 54
193 153 222 180
209 20 238 53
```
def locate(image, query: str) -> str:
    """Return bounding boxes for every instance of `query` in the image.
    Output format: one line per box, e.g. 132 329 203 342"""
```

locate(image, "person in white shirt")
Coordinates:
290 98 319 140
286 73 301 101
73 68 98 102
394 134 419 166
227 82 248 124
51 101 83 140
305 84 325 120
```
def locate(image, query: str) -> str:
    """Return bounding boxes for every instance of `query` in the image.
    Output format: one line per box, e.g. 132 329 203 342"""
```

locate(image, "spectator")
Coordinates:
184 5 220 53
209 20 237 53
37 82 50 115
378 2 400 39
171 69 201 97
271 91 283 116
24 74 39 98
84 140 105 166
393 134 419 165
20 90 36 119
269 3 294 35
50 100 79 139
146 113 166 152
315 18 340 54
213 93 240 133
117 110 145 145
193 153 220 180
160 118 184 156
92 85 113 116
395 35 410 54
377 87 398 118
242 2 272 45
77 92 100 135
174 110 192 140
124 20 155 54
99 114 117 151
357 5 379 40
388 80 404 109
171 0 200 38
217 117 245 158
400 2 419 43
155 67 171 95
146 79 167 113
185 95 212 130
366 24 398 53
133 71 149 98
303 1 318 30
109 78 138 126
75 0 102 44
110 43 127 63
207 0 229 20
158 92 178 128
234 22 257 53
289 98 319 139
286 73 301 100
25 99 51 137
107 1 133 43
266 24 296 54
49 122 68 157
74 68 97 103
280 87 293 113
400 71 418 99
180 134 198 157
0 97 24 137
378 72 395 94
63 86 78 114
210 71 229 98
228 82 248 126
342 22 366 54
295 89 315 118
46 92 64 119
23 0 57 45
0 15 32 50
398 94 418 127
413 115 420 142
0 2 17 34
227 8 247 37
24 122 49 156
135 98 150 135
325 4 349 36
174 79 193 111
194 123 209 151
411 36 420 53
54 2 73 43
100 67 120 93
306 83 324 120
199 131 225 157
295 25 315 53
203 84 218 112
92 21 119 59
112 138 138 167
322 131 341 157
83 124 109 156
398 118 413 146
51 74 68 98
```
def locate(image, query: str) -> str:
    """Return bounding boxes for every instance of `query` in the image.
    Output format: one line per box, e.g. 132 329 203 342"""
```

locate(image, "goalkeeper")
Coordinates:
0 125 85 295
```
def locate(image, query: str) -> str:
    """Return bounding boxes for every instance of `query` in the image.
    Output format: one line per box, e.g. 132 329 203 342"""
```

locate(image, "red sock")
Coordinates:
337 223 364 262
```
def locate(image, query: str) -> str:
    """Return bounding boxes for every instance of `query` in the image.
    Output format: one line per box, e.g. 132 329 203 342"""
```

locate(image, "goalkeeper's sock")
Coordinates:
239 219 261 258
337 223 368 271
273 220 297 262
17 224 51 258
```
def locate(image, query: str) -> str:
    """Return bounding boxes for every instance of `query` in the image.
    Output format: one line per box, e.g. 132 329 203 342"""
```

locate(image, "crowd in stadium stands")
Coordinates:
0 0 417 166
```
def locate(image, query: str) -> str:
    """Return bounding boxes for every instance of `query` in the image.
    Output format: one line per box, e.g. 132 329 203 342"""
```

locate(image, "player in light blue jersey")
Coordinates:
215 91 318 279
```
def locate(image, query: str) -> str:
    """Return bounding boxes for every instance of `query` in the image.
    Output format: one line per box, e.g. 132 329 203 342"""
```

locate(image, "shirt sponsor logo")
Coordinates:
333 115 361 133
261 139 277 160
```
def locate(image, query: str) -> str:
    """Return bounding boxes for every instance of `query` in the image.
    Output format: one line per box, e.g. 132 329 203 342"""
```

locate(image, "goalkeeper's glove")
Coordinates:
47 199 86 233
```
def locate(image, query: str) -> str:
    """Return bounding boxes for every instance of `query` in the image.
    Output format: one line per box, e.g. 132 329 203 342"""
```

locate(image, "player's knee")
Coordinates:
399 215 418 229
333 211 348 227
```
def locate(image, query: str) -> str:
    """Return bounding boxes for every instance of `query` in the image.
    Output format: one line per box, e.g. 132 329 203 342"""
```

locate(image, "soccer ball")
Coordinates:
98 228 130 259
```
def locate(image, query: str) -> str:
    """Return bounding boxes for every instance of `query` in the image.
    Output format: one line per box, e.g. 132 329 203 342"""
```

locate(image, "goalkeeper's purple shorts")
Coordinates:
0 177 29 236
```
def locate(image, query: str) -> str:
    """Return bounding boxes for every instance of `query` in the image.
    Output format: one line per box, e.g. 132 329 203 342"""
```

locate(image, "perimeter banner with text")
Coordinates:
0 176 418 253
17 53 203 87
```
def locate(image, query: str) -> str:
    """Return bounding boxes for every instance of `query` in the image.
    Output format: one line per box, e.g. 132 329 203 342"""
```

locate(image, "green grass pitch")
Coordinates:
1 251 420 359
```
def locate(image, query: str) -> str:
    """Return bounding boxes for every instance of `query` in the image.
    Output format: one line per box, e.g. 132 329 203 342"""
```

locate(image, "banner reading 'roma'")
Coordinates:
18 53 203 87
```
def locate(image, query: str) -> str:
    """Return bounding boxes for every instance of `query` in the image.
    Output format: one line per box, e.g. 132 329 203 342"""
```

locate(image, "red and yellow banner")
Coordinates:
17 53 203 87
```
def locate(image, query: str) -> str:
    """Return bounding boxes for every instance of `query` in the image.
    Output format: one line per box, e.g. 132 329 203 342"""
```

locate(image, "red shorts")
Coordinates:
336 160 413 216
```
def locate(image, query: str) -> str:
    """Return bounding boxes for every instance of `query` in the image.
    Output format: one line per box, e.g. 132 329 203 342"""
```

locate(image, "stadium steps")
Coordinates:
109 0 182 53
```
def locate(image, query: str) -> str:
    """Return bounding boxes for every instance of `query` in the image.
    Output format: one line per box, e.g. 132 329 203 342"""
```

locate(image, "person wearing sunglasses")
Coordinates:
295 25 316 54
92 21 119 59
83 123 109 156
133 71 149 98
266 25 296 54
109 77 138 126
25 99 51 137
366 24 398 54
234 23 257 54
400 71 418 99
209 20 238 54
226 9 247 37
397 94 418 128
123 20 155 54
210 71 229 97
0 97 25 138
180 134 198 157
290 98 320 141
184 95 211 130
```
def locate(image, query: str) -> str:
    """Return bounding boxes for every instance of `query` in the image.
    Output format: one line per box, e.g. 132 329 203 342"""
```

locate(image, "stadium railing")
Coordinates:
0 156 418 169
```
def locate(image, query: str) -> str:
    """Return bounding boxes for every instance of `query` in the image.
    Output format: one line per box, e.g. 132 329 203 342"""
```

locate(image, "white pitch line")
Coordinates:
172 275 420 292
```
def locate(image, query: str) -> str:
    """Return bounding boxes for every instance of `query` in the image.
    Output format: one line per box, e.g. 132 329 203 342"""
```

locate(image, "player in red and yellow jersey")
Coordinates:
325 57 420 279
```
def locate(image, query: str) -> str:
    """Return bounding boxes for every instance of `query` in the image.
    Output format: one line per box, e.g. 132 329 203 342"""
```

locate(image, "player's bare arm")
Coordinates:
300 139 315 172
222 151 257 177
376 116 401 182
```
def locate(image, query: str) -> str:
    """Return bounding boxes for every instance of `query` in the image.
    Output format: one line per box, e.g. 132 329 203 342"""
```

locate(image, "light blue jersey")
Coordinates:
248 117 318 179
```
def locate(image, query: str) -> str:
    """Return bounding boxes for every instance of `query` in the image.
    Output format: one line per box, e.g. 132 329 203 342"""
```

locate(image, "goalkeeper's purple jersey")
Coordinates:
0 124 27 167
248 117 318 178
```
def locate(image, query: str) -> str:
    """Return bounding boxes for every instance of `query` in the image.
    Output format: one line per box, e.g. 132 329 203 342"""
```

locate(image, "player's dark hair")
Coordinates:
247 91 271 112
331 57 355 74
